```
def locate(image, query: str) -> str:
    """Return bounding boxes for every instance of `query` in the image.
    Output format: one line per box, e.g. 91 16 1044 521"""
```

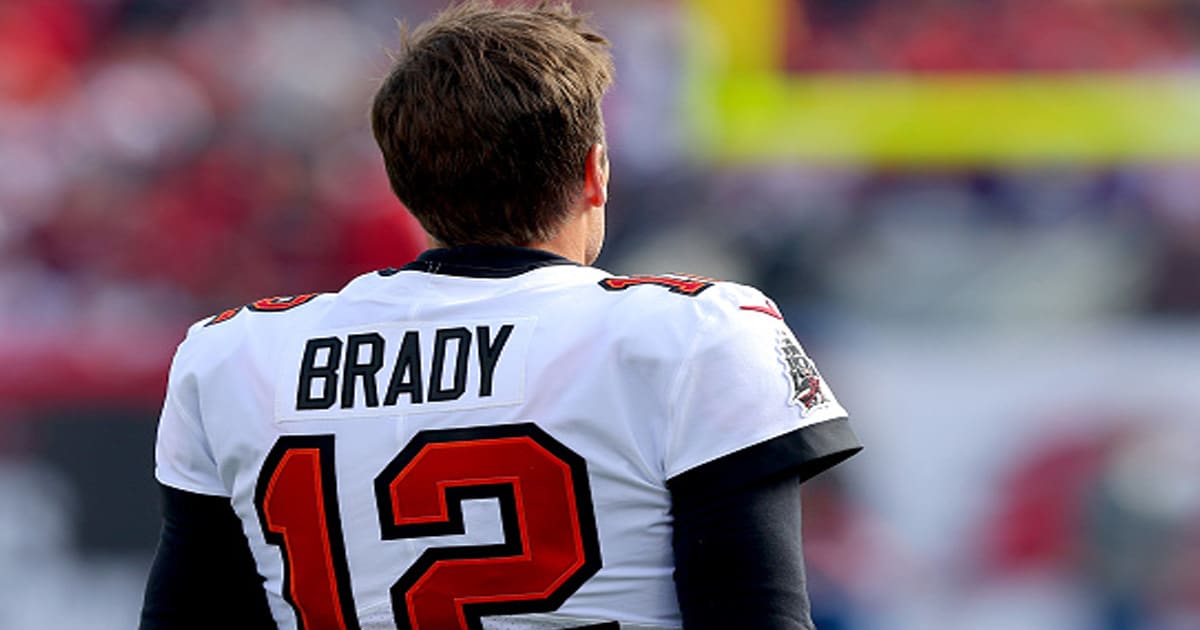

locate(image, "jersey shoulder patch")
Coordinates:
596 273 786 327
204 293 322 327
597 273 715 297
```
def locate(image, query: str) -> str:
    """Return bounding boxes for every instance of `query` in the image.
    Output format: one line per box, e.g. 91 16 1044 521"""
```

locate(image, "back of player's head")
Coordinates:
371 1 614 248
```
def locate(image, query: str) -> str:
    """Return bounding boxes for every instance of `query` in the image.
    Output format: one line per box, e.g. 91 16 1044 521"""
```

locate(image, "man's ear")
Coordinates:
583 143 608 208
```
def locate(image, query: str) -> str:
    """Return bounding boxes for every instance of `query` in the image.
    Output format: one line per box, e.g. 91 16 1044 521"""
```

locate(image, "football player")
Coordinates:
140 2 861 628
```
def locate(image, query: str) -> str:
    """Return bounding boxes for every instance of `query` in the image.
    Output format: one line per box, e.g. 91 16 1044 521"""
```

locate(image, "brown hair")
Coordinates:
371 1 614 248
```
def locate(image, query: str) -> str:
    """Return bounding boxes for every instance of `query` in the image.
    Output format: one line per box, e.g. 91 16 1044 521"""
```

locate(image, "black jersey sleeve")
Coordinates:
140 484 275 630
668 417 861 629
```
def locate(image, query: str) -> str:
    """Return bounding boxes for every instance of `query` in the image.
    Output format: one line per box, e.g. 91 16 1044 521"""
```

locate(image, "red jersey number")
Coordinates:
256 436 360 630
255 424 602 630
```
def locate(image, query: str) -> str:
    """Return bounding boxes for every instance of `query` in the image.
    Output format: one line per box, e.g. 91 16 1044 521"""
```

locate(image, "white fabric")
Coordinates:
154 263 848 629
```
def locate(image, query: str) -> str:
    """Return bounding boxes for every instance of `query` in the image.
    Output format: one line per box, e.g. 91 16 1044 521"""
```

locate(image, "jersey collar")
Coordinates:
391 245 580 278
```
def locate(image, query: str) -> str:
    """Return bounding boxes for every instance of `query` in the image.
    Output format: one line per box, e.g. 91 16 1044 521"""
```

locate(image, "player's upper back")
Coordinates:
157 245 851 629
169 245 793 457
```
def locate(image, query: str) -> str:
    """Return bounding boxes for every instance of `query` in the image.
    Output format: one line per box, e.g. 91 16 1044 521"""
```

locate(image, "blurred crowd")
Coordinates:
0 0 434 404
1 1 426 328
4 0 1200 345
3 1 1200 629
786 0 1200 72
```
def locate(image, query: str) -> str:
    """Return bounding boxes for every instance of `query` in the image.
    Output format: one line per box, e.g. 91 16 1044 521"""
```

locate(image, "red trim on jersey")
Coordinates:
740 303 784 320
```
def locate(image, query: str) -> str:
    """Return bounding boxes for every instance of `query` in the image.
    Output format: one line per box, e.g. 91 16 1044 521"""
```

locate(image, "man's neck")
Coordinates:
527 213 592 265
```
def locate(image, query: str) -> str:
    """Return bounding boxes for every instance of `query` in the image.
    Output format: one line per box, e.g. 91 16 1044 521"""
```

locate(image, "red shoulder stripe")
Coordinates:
739 303 784 320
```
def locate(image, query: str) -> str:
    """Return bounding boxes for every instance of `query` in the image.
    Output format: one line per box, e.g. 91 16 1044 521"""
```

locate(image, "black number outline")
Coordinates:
255 435 361 630
374 423 603 630
255 424 603 630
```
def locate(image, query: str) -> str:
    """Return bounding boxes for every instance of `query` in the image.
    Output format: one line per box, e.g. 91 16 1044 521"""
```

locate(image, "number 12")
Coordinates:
254 423 603 630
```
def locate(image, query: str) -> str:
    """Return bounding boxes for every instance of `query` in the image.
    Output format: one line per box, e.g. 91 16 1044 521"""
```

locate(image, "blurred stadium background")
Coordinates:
3 0 1200 628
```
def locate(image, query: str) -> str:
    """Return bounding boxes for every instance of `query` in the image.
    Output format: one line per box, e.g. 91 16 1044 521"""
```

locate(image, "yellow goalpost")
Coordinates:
685 0 1200 165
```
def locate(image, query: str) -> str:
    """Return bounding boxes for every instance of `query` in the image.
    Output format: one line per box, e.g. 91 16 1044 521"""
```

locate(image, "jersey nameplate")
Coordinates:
275 318 533 422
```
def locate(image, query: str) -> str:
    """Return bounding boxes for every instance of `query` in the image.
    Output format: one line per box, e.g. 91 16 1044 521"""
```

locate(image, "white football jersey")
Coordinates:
154 247 856 630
